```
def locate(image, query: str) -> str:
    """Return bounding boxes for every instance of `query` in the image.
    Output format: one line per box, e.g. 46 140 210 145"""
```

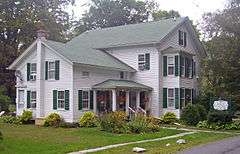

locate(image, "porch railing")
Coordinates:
137 106 146 116
128 107 136 119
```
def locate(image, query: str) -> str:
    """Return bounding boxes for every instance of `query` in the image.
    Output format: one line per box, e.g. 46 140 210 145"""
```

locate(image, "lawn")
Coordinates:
95 132 235 154
0 123 185 154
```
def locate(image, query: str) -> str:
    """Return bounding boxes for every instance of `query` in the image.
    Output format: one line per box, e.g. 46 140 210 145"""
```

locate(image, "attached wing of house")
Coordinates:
8 17 206 123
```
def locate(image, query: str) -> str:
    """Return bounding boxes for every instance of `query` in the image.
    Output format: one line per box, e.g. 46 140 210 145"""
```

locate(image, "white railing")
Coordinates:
137 106 146 116
128 107 136 119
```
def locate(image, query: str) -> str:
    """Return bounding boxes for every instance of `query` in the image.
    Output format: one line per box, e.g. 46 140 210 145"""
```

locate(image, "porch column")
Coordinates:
112 89 117 111
93 90 97 113
136 91 140 108
125 91 130 114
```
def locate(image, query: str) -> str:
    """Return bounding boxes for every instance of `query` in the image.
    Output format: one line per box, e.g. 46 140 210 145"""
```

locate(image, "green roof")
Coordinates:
44 17 187 72
92 79 153 90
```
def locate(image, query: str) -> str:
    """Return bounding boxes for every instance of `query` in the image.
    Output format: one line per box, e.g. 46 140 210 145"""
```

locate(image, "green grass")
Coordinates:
95 132 235 154
0 123 184 154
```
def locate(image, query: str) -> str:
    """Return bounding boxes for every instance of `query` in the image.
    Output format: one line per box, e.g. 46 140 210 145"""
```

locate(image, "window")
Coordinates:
168 88 174 108
179 30 187 46
82 71 90 78
180 56 185 77
82 91 90 109
185 89 192 105
180 88 185 107
57 91 65 109
120 72 128 79
30 63 36 81
138 54 145 70
168 57 174 75
30 91 36 108
48 61 55 79
18 90 24 103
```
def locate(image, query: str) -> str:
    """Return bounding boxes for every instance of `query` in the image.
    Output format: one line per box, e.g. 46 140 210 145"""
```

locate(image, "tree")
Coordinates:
0 0 74 100
0 86 11 111
201 0 240 105
75 0 157 31
152 10 180 21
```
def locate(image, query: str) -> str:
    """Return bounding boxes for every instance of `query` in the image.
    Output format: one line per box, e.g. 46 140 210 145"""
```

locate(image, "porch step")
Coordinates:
35 118 45 126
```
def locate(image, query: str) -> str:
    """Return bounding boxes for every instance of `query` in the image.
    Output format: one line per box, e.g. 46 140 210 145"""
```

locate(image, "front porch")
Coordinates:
92 79 152 116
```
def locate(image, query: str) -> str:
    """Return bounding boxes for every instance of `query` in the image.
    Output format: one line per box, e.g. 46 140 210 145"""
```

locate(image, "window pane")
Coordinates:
168 66 174 75
31 63 37 72
31 102 36 108
83 100 88 109
49 62 55 70
138 54 145 61
168 99 174 107
168 57 174 65
49 71 55 79
82 71 89 77
31 91 36 100
58 91 64 99
168 89 174 97
58 100 65 108
83 91 89 99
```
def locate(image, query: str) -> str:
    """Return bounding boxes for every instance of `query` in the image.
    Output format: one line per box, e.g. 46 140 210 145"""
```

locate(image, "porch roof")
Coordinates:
92 79 153 91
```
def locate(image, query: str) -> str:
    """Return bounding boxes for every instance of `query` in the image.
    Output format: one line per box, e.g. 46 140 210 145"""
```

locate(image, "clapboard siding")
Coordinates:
107 46 160 117
73 65 120 121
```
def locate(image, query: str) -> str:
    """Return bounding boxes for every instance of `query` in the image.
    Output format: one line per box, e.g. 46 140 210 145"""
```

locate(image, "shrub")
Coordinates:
44 113 62 127
207 110 233 124
146 116 162 125
59 122 79 128
99 111 128 133
197 120 240 130
19 110 32 124
0 115 21 124
162 112 177 124
0 131 2 141
180 104 207 126
79 112 97 127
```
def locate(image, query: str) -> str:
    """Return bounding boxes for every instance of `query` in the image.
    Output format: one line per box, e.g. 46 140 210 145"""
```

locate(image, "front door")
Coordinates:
97 91 112 114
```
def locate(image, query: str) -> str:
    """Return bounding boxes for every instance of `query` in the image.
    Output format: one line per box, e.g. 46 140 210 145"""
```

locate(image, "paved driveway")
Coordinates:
179 136 240 154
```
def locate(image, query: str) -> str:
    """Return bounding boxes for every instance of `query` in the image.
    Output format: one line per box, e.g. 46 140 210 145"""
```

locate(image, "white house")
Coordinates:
8 17 206 123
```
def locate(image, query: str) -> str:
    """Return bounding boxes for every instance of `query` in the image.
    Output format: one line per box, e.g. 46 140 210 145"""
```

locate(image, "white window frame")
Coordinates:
167 88 175 108
57 91 65 109
167 56 174 76
30 63 37 81
48 61 55 80
138 54 145 71
180 88 185 108
82 90 90 110
180 57 185 77
30 91 36 109
82 71 90 78
18 90 25 104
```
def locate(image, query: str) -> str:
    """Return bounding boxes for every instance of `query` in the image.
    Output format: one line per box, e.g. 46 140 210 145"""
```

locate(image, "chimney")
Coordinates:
37 29 49 39
36 21 49 39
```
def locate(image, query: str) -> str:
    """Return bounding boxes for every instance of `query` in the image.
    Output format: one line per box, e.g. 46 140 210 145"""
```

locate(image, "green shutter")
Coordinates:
191 59 194 78
55 60 60 80
193 61 196 76
175 88 179 109
184 32 187 47
180 88 184 109
163 56 167 76
178 30 181 45
27 63 30 81
180 55 183 77
163 88 167 108
27 91 31 108
145 53 150 70
65 90 69 110
45 61 48 80
53 90 57 110
90 90 94 110
175 55 179 76
78 90 83 110
185 58 188 77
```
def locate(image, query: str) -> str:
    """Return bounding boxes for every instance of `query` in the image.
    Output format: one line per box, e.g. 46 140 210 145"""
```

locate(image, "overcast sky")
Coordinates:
69 0 227 24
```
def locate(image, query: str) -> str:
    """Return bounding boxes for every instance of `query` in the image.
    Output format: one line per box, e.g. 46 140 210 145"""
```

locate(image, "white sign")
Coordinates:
213 100 228 110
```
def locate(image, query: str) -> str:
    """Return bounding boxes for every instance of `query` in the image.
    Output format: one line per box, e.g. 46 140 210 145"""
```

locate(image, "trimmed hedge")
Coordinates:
79 112 97 127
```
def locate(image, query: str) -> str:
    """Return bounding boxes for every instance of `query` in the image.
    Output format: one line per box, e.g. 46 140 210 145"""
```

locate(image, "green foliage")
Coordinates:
99 111 128 133
0 86 11 111
0 115 21 124
180 104 207 126
207 110 233 124
44 113 62 127
152 10 180 21
19 110 32 124
162 112 177 124
79 112 97 127
0 130 2 141
197 120 240 130
128 114 160 133
8 104 16 112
